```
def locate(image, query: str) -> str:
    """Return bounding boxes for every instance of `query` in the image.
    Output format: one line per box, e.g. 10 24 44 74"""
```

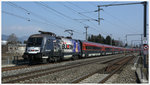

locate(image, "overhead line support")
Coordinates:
98 1 147 68
97 5 104 25
84 26 89 41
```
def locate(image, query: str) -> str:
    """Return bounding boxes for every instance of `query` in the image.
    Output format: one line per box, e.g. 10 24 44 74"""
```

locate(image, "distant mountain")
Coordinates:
2 34 9 40
2 34 29 43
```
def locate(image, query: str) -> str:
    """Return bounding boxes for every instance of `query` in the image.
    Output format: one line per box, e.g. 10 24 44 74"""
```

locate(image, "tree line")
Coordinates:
6 33 125 47
88 34 124 47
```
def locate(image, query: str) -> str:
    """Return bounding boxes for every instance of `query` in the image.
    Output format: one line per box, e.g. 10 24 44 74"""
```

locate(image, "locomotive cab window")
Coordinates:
27 37 43 47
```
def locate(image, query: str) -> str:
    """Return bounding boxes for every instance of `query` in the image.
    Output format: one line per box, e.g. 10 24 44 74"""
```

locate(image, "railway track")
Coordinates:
70 56 134 83
99 56 133 83
2 54 123 72
2 63 52 72
2 65 29 72
2 55 125 83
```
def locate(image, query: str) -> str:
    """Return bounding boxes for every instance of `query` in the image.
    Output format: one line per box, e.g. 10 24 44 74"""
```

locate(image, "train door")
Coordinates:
42 38 54 63
44 38 53 57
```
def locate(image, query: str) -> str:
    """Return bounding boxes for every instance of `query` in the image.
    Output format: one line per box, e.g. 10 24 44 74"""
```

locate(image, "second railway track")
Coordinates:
71 55 134 83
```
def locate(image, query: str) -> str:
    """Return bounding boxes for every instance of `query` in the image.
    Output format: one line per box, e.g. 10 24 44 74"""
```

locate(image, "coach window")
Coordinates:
99 47 101 50
86 46 89 49
86 46 91 50
105 48 110 51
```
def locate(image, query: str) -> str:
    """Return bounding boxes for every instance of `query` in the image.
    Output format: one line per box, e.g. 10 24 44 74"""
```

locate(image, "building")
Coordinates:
2 40 8 45
4 44 26 56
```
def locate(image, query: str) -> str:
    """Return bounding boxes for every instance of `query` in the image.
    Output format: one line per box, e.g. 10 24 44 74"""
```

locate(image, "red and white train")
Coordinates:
81 41 140 58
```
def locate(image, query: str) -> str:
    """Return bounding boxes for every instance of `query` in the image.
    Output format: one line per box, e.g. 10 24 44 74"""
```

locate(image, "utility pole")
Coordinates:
143 1 147 68
131 40 141 47
84 26 89 41
125 34 145 61
118 37 120 46
95 6 104 25
125 35 127 45
110 34 112 45
98 2 148 68
98 6 100 25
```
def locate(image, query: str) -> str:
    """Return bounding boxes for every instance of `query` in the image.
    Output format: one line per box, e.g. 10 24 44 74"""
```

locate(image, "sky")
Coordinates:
2 1 149 46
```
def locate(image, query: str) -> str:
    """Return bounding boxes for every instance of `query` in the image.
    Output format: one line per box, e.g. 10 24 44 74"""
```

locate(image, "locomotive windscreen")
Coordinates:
27 37 43 47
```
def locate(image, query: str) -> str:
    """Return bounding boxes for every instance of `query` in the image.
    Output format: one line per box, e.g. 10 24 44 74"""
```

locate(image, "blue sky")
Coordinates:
2 1 149 45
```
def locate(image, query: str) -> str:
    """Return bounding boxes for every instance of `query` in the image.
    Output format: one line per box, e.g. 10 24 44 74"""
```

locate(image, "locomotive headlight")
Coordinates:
27 47 40 54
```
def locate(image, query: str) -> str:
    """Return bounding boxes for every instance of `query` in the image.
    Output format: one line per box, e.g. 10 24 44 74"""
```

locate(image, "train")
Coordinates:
23 31 140 63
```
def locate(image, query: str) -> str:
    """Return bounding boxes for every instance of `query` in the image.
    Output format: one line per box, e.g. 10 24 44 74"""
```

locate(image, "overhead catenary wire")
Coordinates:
103 10 140 34
6 2 30 14
89 2 141 34
61 3 96 21
5 2 84 36
67 2 87 12
35 2 87 31
35 2 87 28
3 10 84 38
38 2 125 38
67 2 110 36
91 2 142 32
60 3 105 35
2 10 64 29
5 2 67 30
36 2 111 37
89 3 135 37
5 2 138 40
36 2 109 37
35 2 74 20
67 2 97 20
58 2 108 38
2 10 30 21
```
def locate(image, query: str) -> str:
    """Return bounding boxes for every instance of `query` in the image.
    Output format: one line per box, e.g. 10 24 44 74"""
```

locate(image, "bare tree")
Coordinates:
7 33 18 44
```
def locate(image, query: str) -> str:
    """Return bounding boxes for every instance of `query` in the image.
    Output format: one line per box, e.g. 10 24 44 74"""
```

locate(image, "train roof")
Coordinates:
81 40 129 49
30 34 56 38
81 40 115 47
29 31 57 38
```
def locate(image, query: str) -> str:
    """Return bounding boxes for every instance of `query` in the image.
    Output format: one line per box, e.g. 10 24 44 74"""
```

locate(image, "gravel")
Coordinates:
3 54 134 84
112 64 137 83
79 74 109 83
104 56 137 83
22 63 107 83
2 54 122 77
104 74 119 83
